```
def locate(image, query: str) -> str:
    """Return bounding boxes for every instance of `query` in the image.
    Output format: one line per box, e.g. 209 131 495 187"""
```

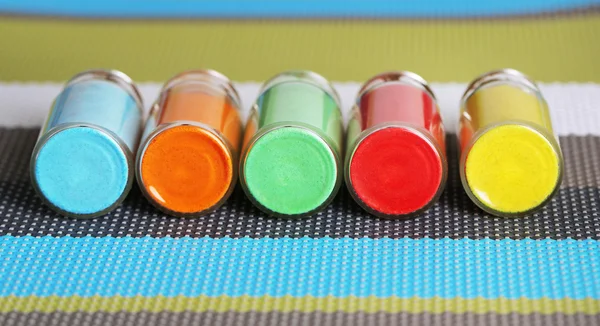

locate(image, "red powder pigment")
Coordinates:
347 75 446 217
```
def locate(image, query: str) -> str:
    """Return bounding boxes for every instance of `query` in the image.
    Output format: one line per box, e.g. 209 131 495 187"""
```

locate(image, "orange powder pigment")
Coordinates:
138 75 242 215
157 88 242 153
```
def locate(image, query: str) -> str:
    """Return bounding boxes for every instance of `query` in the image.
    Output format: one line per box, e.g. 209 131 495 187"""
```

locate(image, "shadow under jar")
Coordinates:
459 68 563 217
30 69 144 218
240 70 344 218
136 70 243 217
345 71 447 219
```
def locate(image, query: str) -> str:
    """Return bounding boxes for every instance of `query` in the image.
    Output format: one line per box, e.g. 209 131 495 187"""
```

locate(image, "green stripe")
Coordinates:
1 296 599 314
0 16 599 82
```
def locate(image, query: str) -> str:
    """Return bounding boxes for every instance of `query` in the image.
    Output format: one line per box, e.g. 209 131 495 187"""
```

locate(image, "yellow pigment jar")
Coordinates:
459 69 563 217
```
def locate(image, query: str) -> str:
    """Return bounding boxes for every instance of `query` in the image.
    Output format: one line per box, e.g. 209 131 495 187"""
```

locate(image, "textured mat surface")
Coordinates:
2 0 598 18
2 15 600 83
1 127 599 326
1 311 599 326
1 129 599 240
2 0 600 321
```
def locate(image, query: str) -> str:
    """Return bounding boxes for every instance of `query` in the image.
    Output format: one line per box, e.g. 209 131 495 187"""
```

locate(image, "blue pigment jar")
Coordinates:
30 69 144 218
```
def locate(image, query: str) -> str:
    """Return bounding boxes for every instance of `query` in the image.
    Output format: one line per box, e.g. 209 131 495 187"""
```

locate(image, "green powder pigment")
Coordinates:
241 72 343 217
244 127 337 215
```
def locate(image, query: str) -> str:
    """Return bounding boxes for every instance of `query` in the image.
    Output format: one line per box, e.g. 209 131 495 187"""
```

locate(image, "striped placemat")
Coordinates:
1 81 599 325
1 2 599 324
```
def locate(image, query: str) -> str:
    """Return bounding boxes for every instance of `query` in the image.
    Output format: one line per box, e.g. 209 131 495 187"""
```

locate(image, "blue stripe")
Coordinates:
0 236 598 299
0 0 598 18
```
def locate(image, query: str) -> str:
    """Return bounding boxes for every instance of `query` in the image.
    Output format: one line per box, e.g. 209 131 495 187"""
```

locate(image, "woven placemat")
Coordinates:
1 129 599 240
0 128 599 326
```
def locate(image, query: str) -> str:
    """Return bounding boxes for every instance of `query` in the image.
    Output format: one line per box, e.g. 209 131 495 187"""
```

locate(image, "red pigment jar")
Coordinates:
345 71 447 218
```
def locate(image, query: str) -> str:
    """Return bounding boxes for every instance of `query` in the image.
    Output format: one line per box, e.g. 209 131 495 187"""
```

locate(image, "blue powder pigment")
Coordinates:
44 79 141 152
34 127 129 215
32 74 142 217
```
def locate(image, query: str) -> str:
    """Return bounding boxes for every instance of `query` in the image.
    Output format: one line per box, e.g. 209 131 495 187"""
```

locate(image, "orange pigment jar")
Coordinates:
136 70 243 217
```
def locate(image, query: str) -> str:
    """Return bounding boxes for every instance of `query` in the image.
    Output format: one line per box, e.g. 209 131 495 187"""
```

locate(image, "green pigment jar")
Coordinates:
240 71 343 217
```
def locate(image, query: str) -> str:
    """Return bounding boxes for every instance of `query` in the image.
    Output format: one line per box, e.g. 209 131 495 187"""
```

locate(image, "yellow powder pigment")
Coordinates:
460 77 562 216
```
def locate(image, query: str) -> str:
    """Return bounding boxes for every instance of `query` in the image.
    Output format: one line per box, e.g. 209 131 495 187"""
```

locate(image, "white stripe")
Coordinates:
1 82 599 135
